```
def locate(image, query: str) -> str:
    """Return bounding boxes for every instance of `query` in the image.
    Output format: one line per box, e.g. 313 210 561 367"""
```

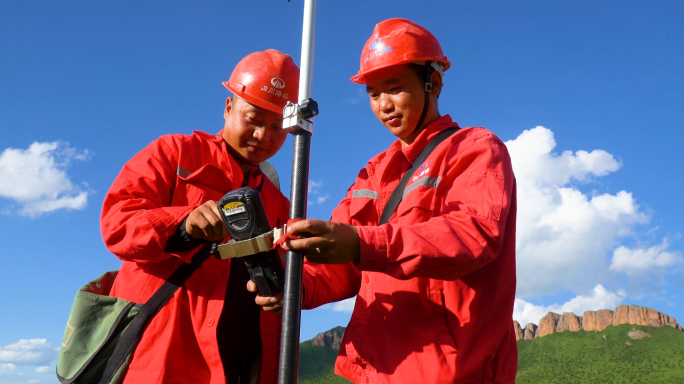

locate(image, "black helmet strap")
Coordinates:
411 61 434 137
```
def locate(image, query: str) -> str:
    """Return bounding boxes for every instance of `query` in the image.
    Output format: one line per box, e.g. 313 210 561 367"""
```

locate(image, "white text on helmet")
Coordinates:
261 85 288 100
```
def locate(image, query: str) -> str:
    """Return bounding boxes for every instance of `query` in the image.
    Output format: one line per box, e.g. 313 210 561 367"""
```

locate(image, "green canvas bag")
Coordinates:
56 243 213 384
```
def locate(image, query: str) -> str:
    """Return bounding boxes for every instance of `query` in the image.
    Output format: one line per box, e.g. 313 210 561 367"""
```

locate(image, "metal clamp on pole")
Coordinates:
283 98 319 134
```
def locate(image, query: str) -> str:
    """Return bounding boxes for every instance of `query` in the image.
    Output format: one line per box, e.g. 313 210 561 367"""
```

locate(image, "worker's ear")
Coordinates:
224 97 233 119
429 70 443 99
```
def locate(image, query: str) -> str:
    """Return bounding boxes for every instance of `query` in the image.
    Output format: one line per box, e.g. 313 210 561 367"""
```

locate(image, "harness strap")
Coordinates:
379 127 460 225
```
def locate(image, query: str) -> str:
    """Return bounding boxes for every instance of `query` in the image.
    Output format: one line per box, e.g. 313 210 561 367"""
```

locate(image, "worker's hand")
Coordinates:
247 280 283 316
185 200 229 242
280 219 360 264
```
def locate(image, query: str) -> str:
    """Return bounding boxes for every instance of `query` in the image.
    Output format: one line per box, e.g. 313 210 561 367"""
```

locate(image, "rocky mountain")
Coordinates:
515 304 683 340
310 326 344 350
301 326 345 349
524 322 537 340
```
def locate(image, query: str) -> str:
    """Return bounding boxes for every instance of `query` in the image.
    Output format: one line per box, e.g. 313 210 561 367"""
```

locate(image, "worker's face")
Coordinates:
223 96 288 166
365 64 427 140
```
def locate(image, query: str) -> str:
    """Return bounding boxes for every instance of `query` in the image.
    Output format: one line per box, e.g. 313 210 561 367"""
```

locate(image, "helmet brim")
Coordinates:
223 81 286 115
350 57 451 84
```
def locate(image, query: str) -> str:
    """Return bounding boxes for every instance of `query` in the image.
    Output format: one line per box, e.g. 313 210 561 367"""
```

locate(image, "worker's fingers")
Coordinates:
258 302 282 315
202 206 224 235
185 201 230 241
199 209 223 239
248 281 283 305
281 222 360 265
265 304 283 316
188 202 227 241
196 210 213 238
189 210 213 239
282 236 331 252
254 292 283 315
208 201 229 237
287 219 331 236
206 200 218 210
254 295 282 306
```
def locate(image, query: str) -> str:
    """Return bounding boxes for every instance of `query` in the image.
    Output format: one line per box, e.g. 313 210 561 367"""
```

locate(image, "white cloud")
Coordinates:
610 239 684 276
34 366 50 373
307 179 330 206
0 141 91 217
0 363 17 373
308 180 322 194
513 285 626 326
323 296 356 313
28 380 41 384
344 88 366 105
506 127 649 296
0 339 58 366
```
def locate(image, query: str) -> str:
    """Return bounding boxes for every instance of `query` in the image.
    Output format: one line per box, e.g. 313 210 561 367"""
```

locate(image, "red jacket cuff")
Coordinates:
150 206 198 262
356 225 389 272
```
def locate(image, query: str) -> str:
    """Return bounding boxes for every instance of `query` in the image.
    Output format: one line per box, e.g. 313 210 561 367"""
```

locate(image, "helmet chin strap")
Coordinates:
411 60 434 138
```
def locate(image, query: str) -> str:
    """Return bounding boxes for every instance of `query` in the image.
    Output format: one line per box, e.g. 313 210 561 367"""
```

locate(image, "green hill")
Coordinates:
298 324 684 384
298 342 351 384
298 326 349 383
517 324 684 384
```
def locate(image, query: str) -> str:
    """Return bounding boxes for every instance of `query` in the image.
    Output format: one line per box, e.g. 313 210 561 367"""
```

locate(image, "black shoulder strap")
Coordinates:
95 242 214 384
379 127 460 225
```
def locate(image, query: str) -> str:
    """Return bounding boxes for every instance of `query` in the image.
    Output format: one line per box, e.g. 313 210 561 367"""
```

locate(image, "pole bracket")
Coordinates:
282 98 319 134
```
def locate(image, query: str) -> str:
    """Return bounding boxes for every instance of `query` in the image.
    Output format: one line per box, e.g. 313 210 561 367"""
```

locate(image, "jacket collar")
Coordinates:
192 129 225 143
368 114 459 167
194 129 265 188
402 114 458 164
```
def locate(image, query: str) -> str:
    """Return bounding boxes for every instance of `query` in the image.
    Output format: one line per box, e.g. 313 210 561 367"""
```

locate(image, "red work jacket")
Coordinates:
302 115 518 384
101 130 289 384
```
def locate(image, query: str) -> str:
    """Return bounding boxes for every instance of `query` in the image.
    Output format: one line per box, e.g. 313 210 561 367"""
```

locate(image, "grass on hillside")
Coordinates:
516 324 684 384
298 343 351 384
298 323 684 383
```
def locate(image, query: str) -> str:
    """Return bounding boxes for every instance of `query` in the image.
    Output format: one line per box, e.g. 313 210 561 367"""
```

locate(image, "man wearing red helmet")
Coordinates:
258 19 518 383
100 49 299 384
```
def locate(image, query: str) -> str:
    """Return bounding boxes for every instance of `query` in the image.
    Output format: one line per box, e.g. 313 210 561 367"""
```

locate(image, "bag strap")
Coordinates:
379 127 460 225
96 242 214 384
259 160 280 190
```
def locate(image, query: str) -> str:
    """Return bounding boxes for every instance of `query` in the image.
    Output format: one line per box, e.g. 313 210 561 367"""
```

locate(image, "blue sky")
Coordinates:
1 1 683 382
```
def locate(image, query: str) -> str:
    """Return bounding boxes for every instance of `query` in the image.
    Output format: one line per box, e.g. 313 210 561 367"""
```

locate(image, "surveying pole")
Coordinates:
280 0 318 382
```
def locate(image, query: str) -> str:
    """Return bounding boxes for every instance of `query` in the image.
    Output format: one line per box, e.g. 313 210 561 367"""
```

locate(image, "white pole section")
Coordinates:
298 0 316 102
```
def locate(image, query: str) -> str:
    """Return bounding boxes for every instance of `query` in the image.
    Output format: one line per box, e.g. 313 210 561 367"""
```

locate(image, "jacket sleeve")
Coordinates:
100 136 199 264
356 133 516 281
301 186 362 310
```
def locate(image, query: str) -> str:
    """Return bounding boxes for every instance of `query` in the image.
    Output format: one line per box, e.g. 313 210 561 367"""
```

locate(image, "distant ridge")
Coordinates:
514 304 682 340
301 326 345 350
300 309 684 383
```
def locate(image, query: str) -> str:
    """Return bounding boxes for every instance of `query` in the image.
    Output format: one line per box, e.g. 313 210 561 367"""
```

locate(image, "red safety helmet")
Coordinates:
350 18 451 84
223 49 300 114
